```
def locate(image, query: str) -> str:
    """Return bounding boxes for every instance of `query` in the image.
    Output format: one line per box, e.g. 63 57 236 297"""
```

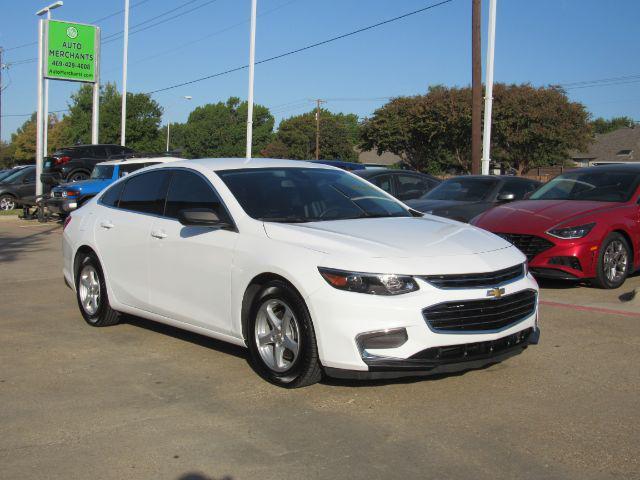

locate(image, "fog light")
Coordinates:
357 328 408 351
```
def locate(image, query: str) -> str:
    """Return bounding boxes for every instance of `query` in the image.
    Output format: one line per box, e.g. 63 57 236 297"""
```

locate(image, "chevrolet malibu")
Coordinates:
62 158 540 388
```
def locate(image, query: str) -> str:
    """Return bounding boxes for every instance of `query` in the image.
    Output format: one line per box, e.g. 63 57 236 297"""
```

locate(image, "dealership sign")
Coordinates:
45 20 99 83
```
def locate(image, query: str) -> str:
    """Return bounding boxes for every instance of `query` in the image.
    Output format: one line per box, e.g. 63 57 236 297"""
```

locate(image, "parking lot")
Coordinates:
1 216 638 480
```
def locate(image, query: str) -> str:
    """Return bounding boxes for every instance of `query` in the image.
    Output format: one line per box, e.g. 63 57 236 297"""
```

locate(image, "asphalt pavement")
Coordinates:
1 216 638 480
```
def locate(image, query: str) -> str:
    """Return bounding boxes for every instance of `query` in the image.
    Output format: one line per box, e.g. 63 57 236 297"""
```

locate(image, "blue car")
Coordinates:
47 156 182 215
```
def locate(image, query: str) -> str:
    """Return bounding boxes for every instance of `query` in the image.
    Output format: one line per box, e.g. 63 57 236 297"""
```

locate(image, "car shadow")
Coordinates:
122 315 247 360
0 224 59 263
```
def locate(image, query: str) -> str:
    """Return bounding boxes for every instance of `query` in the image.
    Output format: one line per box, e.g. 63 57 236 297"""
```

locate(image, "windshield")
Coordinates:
0 169 20 182
1 168 31 184
423 177 498 201
90 165 115 180
530 171 640 202
218 167 411 222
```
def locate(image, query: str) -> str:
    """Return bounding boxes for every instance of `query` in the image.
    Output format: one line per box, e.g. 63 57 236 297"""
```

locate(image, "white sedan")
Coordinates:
62 158 540 388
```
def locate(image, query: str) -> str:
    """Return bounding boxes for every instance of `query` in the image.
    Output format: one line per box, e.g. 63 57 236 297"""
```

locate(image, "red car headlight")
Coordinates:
547 223 595 239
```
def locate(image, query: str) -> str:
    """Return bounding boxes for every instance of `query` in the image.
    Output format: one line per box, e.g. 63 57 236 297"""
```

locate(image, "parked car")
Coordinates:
471 164 640 289
354 169 441 202
0 166 36 211
406 175 541 222
63 158 539 388
47 156 182 215
41 144 135 186
310 160 365 171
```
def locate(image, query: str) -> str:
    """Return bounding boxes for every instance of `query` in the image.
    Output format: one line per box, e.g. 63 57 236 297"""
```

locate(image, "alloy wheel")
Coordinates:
254 299 301 373
0 196 16 211
78 265 101 316
603 240 628 283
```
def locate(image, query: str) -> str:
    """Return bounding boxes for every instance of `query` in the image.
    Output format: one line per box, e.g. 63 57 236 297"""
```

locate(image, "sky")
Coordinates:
1 0 639 142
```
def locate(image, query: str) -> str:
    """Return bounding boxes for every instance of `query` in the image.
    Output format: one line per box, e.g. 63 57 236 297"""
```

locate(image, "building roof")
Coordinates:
571 127 640 163
357 149 403 166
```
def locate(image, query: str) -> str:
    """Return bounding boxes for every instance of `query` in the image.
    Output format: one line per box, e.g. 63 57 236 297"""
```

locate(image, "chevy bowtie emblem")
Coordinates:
487 287 506 299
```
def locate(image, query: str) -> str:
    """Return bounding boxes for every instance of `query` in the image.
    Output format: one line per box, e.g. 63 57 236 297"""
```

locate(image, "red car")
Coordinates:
472 164 640 289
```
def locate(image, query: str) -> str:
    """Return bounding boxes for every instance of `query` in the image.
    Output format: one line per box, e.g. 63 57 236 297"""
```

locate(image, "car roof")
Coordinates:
147 157 338 172
354 168 435 178
97 156 184 166
60 144 124 149
563 163 640 174
443 175 538 182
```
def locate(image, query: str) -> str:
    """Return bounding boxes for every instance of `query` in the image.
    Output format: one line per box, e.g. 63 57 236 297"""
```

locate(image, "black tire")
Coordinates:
67 171 89 182
75 252 120 327
247 280 322 388
0 194 17 211
591 233 631 289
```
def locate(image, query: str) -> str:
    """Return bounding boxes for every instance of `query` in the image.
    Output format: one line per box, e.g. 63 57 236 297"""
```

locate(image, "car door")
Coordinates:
94 170 171 311
147 169 238 335
16 169 36 200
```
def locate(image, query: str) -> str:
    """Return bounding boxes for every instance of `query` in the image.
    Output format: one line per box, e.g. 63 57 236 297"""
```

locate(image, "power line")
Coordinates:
145 0 455 95
2 0 153 54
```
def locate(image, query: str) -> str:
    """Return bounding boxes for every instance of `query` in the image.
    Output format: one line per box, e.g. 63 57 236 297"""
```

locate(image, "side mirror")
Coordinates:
497 192 515 202
178 208 231 229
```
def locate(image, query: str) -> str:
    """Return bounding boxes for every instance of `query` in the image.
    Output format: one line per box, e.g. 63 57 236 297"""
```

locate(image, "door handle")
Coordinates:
100 220 114 229
150 230 167 239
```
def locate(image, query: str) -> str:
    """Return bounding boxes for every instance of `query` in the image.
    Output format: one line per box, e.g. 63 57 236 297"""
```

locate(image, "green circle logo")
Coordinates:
66 26 78 39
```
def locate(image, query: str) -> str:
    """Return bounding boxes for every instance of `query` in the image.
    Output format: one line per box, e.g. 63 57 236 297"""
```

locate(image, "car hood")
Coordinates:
474 199 620 232
264 216 512 260
56 179 110 192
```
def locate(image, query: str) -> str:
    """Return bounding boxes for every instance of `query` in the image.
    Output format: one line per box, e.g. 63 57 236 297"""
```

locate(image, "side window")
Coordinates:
370 174 393 194
164 170 225 220
24 171 36 183
396 174 430 200
91 146 109 158
100 181 125 208
119 171 171 215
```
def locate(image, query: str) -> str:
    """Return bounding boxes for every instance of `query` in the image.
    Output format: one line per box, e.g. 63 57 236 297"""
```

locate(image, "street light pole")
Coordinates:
481 0 497 175
36 1 63 157
121 0 130 146
166 95 192 152
245 0 257 159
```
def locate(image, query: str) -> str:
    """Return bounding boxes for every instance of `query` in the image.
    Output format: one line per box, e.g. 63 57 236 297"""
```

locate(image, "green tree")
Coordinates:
10 113 37 162
173 97 274 158
265 109 360 161
62 82 164 151
0 140 17 168
590 116 635 135
360 84 592 174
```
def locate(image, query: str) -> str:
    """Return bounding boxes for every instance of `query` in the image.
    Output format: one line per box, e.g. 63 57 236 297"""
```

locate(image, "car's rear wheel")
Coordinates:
592 233 631 289
68 171 89 182
0 194 16 211
247 280 322 388
75 252 120 327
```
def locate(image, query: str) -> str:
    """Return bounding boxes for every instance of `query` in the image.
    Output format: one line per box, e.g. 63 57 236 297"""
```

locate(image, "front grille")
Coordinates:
423 289 537 332
421 264 524 289
495 233 554 261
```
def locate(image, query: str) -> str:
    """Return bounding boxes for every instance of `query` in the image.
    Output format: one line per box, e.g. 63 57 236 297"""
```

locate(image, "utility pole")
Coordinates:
315 99 325 160
471 0 482 175
481 0 497 175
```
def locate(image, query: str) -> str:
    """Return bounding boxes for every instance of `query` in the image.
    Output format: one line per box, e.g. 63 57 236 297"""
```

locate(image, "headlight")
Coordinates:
318 267 419 295
547 223 595 239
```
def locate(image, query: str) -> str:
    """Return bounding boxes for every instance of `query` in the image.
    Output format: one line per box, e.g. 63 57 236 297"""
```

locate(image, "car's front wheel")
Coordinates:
75 252 120 326
592 233 631 289
247 280 322 388
0 194 16 211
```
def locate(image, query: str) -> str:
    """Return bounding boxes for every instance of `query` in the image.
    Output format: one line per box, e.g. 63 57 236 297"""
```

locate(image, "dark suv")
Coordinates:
41 144 134 186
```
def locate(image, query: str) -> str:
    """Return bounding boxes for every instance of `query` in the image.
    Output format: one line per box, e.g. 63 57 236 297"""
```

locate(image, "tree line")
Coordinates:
1 82 632 173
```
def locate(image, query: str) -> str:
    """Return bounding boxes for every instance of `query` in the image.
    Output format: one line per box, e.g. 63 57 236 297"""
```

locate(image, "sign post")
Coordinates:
36 19 99 218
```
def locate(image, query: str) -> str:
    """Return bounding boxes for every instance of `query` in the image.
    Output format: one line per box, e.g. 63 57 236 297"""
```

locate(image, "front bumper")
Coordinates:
307 266 539 375
528 238 599 279
325 327 539 380
46 196 78 214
